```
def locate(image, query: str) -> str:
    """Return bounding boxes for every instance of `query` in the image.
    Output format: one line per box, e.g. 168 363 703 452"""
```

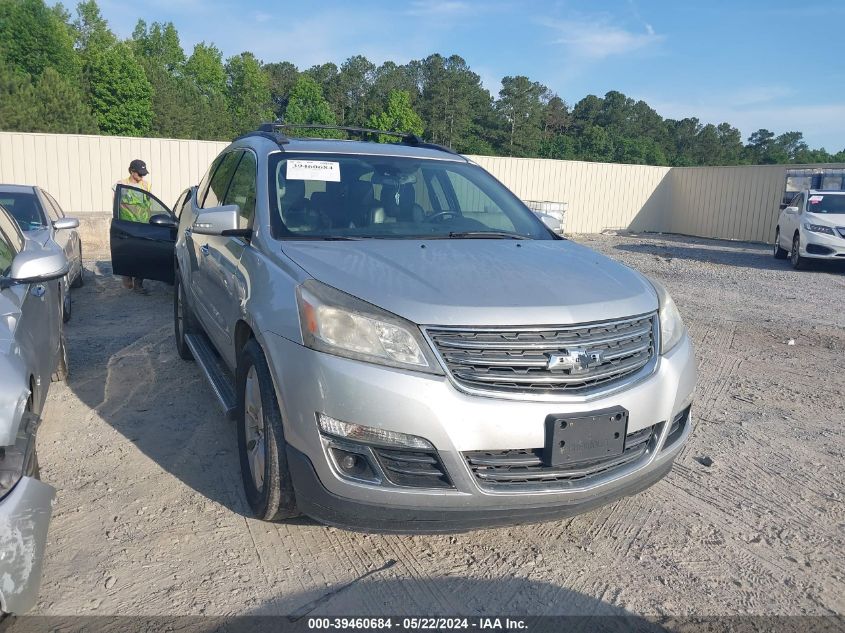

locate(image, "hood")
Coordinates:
20 227 51 248
805 212 844 227
281 239 658 326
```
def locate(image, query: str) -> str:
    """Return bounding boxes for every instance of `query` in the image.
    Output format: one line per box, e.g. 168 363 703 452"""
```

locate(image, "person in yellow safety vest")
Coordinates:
115 159 152 292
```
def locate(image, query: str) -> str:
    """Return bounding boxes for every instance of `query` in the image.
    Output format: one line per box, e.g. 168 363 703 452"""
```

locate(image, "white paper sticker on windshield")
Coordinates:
286 160 340 182
809 195 823 204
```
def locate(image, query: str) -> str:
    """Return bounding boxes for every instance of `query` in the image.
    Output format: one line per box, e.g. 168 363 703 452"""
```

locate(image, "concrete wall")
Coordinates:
2 131 843 251
0 131 227 215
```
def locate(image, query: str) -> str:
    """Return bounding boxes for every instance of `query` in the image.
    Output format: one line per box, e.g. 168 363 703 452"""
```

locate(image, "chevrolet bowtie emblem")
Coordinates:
546 348 604 374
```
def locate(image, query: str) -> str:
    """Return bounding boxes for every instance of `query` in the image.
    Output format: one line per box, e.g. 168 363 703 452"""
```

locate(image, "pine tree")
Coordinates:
34 67 98 133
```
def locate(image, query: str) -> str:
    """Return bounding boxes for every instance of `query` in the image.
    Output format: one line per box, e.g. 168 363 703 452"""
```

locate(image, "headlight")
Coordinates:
650 279 686 354
803 223 835 235
296 279 442 374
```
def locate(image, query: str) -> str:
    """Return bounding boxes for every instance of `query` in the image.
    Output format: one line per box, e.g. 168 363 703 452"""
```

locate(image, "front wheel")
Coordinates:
773 230 788 259
51 333 68 382
236 339 299 522
62 283 71 323
791 233 805 269
70 250 84 288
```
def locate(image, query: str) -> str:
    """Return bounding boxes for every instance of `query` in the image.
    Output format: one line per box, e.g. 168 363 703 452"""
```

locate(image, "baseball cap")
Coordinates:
129 159 148 176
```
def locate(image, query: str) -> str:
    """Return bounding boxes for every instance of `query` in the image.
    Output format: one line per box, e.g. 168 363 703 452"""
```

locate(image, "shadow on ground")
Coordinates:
61 259 256 516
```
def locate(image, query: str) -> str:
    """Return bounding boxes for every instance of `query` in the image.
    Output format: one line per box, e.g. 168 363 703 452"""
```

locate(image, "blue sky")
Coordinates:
91 0 845 150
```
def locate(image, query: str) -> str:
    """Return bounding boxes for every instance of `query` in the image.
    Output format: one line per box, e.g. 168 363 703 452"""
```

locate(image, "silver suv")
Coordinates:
110 125 697 532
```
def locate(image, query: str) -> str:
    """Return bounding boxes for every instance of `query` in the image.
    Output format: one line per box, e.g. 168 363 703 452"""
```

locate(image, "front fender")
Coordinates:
0 476 55 614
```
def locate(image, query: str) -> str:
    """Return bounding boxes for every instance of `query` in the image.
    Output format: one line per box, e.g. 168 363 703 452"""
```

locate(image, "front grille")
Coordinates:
837 227 845 239
463 423 661 491
426 314 657 396
372 448 453 489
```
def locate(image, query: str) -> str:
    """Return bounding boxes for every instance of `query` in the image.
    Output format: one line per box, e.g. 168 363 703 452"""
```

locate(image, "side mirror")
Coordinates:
52 217 79 230
149 213 178 229
192 204 249 237
7 248 69 285
785 206 799 215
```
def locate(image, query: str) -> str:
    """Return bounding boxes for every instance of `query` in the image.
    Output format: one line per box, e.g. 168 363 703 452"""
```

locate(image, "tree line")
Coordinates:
1 0 843 166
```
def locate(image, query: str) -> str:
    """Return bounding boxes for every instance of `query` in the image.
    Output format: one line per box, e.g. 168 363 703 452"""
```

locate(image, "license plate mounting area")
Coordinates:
543 406 629 467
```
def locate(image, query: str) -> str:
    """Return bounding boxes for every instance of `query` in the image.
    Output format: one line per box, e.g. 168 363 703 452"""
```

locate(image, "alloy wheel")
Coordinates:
243 365 265 491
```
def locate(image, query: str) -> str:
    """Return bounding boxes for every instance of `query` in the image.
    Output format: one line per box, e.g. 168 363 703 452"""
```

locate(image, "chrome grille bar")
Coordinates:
426 313 658 397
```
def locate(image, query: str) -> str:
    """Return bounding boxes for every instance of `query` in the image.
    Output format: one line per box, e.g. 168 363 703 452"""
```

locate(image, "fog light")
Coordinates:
317 413 434 450
329 447 377 480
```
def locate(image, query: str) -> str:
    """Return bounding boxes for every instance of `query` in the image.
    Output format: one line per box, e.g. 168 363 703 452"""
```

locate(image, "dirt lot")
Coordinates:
32 233 844 617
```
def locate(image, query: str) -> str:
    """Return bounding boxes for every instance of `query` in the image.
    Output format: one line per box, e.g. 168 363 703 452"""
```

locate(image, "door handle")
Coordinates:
184 228 192 238
30 285 46 298
201 244 210 257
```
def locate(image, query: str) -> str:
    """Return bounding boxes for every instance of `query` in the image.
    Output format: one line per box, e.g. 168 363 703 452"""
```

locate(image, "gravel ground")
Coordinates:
31 233 844 617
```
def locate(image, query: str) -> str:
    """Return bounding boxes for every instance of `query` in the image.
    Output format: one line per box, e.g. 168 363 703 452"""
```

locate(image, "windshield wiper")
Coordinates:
447 231 529 240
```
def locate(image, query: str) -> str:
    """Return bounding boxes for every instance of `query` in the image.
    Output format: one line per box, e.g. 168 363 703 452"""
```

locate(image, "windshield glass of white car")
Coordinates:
807 194 845 214
267 153 552 240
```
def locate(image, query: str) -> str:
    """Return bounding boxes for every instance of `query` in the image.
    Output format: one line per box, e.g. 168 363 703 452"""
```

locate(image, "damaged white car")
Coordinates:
0 204 69 614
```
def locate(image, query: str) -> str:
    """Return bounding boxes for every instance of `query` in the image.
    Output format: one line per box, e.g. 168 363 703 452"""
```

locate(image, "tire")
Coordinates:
51 333 69 382
70 252 84 288
773 229 788 259
174 271 195 361
236 338 299 521
62 285 72 323
791 232 805 270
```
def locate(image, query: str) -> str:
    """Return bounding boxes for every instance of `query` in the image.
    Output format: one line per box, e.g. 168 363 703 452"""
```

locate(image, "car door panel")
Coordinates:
110 185 176 283
193 151 243 352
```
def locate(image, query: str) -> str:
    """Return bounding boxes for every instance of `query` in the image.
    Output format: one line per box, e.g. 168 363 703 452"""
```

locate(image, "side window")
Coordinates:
222 152 257 229
0 210 23 276
117 186 169 223
41 192 60 222
794 194 804 212
0 231 14 277
203 152 241 209
44 192 65 219
197 155 224 206
172 191 188 219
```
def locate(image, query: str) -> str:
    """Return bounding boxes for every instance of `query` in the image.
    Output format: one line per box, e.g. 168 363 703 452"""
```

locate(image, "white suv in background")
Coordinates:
774 190 845 268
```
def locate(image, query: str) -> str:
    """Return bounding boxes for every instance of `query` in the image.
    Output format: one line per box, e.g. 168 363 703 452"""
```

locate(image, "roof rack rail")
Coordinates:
252 122 461 155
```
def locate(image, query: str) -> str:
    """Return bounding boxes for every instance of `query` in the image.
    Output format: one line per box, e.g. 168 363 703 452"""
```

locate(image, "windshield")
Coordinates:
807 194 845 214
267 153 552 240
0 192 46 230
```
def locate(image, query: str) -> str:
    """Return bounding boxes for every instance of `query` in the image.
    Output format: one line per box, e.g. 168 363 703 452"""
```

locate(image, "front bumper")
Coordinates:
800 227 845 259
262 330 696 530
0 476 55 614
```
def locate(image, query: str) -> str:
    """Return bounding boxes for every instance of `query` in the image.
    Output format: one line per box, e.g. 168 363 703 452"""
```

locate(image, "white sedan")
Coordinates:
774 190 845 268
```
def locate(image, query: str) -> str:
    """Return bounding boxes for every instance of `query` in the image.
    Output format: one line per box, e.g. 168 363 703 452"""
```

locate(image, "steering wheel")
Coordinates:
425 211 459 223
